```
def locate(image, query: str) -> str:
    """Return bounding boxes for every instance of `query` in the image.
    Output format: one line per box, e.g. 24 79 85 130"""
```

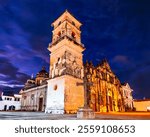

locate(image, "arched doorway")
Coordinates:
38 97 43 111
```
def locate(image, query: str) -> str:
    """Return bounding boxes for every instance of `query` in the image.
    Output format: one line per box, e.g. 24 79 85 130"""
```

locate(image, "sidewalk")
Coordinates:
96 111 150 115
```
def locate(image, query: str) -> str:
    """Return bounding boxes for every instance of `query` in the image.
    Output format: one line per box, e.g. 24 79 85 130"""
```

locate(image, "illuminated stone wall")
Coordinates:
84 60 125 112
133 100 150 111
64 75 84 113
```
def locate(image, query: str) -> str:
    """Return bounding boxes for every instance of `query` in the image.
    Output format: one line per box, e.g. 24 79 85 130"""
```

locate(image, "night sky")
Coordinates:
0 0 150 99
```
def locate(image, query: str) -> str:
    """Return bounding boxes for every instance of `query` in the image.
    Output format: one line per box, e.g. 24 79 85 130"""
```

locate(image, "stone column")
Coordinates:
77 71 95 119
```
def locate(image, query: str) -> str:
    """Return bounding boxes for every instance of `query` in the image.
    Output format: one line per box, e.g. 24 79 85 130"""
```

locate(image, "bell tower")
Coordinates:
45 10 85 114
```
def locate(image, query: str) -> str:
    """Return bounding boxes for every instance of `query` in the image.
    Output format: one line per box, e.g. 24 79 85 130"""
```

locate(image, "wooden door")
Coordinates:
38 98 43 111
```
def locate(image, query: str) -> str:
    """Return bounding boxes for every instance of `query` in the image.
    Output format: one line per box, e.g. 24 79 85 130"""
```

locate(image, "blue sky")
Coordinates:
0 0 150 99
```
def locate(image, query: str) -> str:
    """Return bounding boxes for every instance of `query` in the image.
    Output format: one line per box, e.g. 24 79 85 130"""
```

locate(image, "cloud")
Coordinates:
0 74 8 78
0 57 30 88
112 55 129 64
0 8 49 74
0 80 24 88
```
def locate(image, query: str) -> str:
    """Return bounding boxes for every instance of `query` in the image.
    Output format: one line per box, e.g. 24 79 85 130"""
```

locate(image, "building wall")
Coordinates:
45 77 65 114
84 61 125 112
0 95 21 111
45 75 84 114
20 85 47 111
89 78 124 112
122 83 133 111
133 100 150 111
64 75 84 113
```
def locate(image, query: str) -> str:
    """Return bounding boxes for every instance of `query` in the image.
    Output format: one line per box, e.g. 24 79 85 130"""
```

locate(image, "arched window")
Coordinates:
57 31 61 37
72 21 75 26
58 21 61 26
62 30 65 35
57 57 60 62
71 32 76 39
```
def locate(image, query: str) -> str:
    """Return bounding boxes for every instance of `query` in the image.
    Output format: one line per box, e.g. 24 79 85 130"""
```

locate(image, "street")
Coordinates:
0 111 150 120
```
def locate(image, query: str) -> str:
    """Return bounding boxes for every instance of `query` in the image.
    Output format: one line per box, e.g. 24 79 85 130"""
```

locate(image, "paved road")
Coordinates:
0 111 150 120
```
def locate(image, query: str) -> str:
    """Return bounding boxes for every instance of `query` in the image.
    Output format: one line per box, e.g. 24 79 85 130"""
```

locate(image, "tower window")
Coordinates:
71 32 76 39
58 31 61 37
72 21 75 26
62 30 65 35
58 21 61 26
57 57 61 62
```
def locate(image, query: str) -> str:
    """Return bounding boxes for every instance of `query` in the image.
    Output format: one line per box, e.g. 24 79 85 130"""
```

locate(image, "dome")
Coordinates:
36 66 49 78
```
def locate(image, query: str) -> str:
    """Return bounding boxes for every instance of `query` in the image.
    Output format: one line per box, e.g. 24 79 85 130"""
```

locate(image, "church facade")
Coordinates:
20 67 48 111
20 10 133 113
84 60 125 112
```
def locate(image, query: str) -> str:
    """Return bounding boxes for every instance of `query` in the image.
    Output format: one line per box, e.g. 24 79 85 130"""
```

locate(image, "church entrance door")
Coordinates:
38 97 43 111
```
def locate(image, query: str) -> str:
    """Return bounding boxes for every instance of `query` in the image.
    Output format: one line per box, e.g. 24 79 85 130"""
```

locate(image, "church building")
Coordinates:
20 10 132 114
20 66 48 111
84 60 125 112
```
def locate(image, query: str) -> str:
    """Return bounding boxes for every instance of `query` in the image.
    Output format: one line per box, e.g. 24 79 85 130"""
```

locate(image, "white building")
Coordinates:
0 92 21 111
122 83 134 111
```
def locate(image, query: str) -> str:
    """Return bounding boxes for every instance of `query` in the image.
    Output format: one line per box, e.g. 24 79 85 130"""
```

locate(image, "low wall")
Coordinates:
133 100 150 111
